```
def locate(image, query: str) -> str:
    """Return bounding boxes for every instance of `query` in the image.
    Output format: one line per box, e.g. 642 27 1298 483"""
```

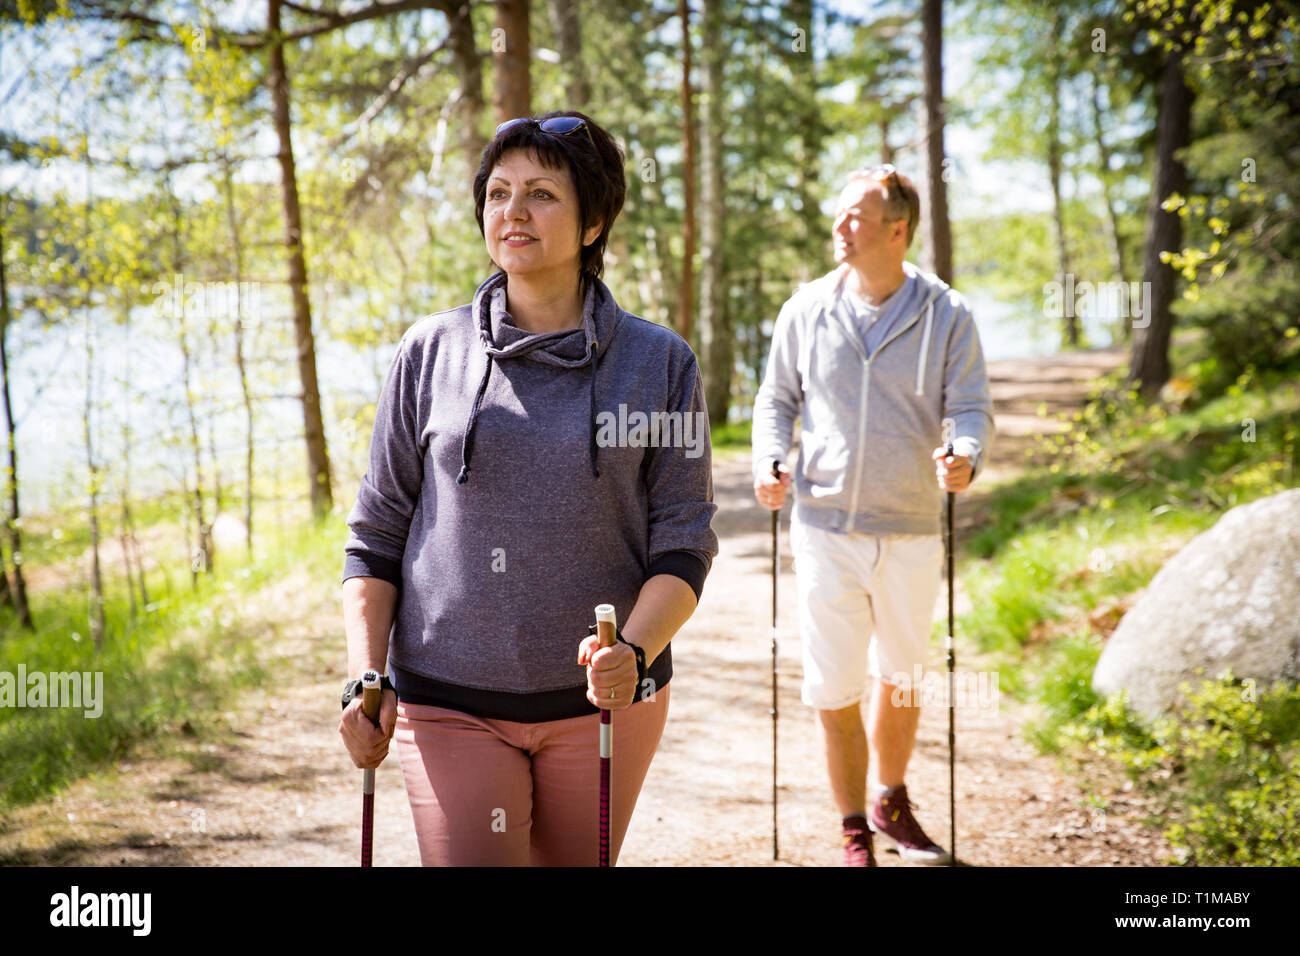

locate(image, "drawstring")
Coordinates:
588 340 600 478
457 340 601 484
914 300 935 397
456 353 494 484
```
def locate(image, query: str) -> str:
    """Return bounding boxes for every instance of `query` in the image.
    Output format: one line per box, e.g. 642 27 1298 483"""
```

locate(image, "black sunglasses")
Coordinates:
495 115 596 150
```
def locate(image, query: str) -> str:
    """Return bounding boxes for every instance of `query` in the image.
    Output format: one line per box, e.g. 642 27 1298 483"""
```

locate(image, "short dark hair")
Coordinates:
473 110 626 288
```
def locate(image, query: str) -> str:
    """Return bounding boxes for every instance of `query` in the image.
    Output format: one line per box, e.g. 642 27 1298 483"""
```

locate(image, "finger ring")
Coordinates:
610 687 616 699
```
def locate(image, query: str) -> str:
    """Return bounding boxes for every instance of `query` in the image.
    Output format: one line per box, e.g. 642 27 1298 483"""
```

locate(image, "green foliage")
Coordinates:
1024 629 1105 753
0 517 344 809
1127 0 1300 382
1174 263 1300 387
957 339 1297 707
1057 676 1300 866
709 420 752 450
1028 359 1299 510
954 332 1300 865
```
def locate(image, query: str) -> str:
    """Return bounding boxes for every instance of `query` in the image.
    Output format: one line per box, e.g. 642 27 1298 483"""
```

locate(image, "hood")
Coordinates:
457 272 625 485
819 261 951 397
472 270 624 368
818 260 948 314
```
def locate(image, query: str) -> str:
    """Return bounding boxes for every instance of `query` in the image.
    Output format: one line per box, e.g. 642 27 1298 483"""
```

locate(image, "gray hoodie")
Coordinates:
343 271 718 721
752 261 994 535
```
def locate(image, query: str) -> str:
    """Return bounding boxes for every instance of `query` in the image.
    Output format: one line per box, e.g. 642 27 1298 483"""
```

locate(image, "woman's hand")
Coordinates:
577 636 639 712
338 688 398 769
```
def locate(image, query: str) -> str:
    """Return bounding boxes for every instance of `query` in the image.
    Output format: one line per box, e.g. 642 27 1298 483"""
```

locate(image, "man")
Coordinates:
752 166 993 867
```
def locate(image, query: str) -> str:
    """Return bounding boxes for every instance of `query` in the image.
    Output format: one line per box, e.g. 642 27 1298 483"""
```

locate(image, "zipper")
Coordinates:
845 358 871 532
914 300 935 396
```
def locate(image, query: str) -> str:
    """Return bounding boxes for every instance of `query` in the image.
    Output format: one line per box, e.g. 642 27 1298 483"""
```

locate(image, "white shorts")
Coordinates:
790 516 944 710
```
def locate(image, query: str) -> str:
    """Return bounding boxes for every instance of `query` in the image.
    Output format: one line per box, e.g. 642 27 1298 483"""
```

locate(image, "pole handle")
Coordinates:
595 603 618 649
941 417 956 458
361 669 383 725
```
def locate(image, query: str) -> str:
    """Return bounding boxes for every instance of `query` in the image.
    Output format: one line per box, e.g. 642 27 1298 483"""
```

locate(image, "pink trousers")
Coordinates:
395 684 670 866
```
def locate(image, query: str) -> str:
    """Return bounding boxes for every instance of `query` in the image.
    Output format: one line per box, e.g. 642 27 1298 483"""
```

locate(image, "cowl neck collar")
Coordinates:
472 271 622 367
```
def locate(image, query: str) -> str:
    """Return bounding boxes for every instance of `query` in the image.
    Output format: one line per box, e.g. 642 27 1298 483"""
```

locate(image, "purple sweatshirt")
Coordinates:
342 271 719 721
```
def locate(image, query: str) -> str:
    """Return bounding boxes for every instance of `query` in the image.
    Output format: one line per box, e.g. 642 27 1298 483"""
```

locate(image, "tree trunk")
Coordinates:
879 116 894 166
699 0 729 425
117 494 137 620
1046 17 1078 347
81 140 106 650
168 182 213 582
205 311 223 533
790 0 820 279
493 0 531 124
0 201 32 629
0 541 11 612
115 295 145 617
1128 49 1193 399
268 0 333 519
676 0 696 345
117 469 147 613
221 152 256 554
441 0 486 167
84 311 105 652
920 0 953 283
1091 72 1129 340
547 0 589 106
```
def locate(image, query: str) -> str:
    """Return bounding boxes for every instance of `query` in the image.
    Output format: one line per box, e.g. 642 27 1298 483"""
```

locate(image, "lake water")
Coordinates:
11 286 1119 517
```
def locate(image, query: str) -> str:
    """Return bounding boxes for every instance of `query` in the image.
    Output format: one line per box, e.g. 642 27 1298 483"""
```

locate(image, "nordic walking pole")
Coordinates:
770 460 781 862
941 418 957 867
360 669 382 868
595 603 618 867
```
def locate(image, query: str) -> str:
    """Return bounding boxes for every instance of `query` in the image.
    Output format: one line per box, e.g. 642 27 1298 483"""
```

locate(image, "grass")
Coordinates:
0 513 347 810
950 356 1300 864
710 420 753 450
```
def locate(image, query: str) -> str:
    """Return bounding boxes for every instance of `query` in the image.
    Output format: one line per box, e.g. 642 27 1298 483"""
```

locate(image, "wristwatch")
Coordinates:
341 674 394 711
619 632 649 689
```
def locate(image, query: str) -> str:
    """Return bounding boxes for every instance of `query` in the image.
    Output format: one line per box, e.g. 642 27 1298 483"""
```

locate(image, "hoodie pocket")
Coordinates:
799 429 850 495
863 428 940 516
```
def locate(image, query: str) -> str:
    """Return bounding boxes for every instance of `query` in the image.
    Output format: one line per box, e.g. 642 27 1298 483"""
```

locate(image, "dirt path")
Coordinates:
1 347 1174 867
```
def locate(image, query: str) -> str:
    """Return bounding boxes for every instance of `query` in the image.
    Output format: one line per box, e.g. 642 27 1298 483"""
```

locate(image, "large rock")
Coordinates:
1092 488 1300 718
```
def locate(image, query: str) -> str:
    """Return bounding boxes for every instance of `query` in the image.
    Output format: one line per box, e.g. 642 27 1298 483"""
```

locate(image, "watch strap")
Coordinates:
342 674 394 711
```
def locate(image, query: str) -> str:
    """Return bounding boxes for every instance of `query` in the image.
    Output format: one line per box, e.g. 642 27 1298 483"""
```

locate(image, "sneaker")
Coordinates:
841 814 877 867
869 785 952 865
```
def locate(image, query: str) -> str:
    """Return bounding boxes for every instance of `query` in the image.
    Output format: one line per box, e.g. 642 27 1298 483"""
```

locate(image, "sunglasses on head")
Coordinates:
495 115 596 150
860 163 901 195
856 163 912 228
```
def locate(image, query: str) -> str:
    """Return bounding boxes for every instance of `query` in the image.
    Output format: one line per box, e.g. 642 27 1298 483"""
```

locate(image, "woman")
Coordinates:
337 111 718 866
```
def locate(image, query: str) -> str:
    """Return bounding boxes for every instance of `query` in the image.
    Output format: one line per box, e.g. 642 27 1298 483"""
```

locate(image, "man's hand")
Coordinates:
932 448 973 493
754 463 792 511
